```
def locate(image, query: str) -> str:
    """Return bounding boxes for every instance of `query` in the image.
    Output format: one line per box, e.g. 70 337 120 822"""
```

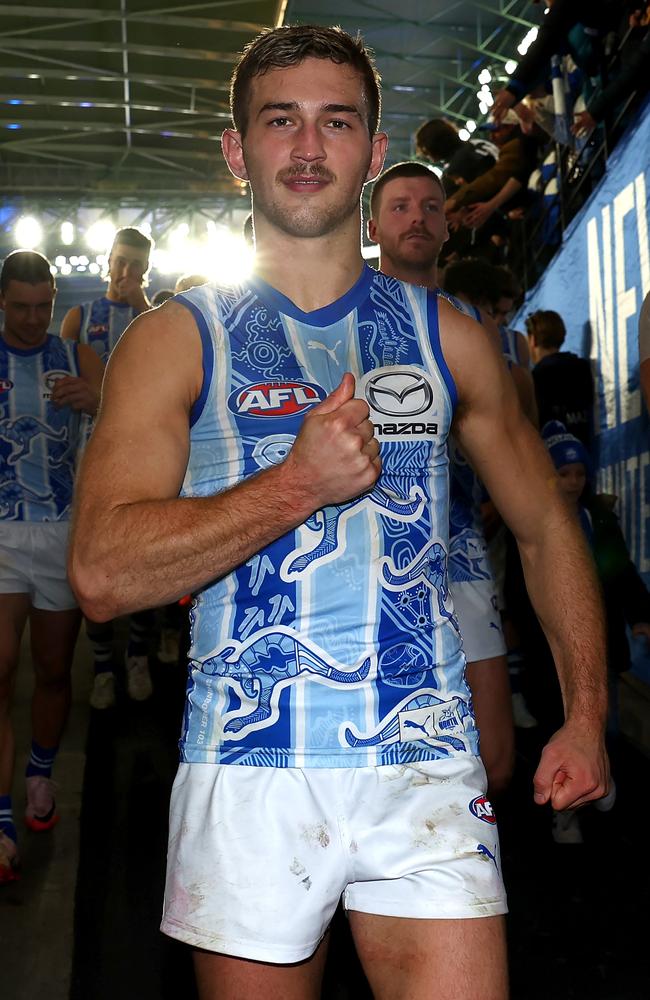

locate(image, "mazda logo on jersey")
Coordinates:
228 380 326 418
0 378 13 392
366 371 433 416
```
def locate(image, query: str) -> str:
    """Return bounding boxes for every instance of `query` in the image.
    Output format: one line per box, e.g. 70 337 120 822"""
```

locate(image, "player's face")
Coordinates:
492 295 515 327
557 462 587 506
223 58 387 240
368 176 448 273
0 279 54 348
108 242 149 295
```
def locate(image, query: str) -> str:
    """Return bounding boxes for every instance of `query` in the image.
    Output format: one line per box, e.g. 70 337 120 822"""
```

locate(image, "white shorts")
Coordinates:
451 579 506 663
162 756 507 963
0 521 77 611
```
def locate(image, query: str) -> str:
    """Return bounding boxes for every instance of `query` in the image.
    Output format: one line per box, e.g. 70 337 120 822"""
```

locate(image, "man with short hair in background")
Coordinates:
61 228 155 708
0 250 102 883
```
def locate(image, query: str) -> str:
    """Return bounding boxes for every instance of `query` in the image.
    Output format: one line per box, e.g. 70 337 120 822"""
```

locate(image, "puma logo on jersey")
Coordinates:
307 339 342 364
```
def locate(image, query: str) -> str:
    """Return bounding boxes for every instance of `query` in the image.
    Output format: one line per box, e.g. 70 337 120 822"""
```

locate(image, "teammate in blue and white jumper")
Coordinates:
70 26 609 1000
0 250 103 883
368 163 521 796
62 228 154 708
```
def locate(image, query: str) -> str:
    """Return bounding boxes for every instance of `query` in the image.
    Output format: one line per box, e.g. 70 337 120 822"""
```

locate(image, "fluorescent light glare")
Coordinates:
15 215 42 250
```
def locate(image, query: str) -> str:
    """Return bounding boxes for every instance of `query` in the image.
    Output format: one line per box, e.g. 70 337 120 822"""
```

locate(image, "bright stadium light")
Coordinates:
505 59 518 75
466 120 477 133
61 221 74 245
478 69 492 85
479 101 488 115
86 219 116 252
517 27 538 55
60 263 72 275
15 216 42 249
458 129 470 142
55 255 66 267
89 262 101 275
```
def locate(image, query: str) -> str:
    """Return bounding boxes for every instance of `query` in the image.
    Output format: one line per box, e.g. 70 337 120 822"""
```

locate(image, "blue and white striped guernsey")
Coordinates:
0 334 81 521
79 296 139 363
176 266 479 768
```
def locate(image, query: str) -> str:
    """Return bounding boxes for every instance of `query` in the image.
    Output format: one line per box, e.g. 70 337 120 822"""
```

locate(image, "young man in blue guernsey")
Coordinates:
62 227 154 708
0 251 103 883
368 162 517 798
69 25 609 1000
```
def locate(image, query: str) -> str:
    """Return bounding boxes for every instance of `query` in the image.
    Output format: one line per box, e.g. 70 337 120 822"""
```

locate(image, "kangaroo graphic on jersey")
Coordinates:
343 691 471 752
285 484 425 575
201 627 371 735
0 479 53 518
381 540 456 625
0 416 67 465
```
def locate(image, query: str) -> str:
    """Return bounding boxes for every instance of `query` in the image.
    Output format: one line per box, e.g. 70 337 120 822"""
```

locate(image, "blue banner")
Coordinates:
516 99 650 681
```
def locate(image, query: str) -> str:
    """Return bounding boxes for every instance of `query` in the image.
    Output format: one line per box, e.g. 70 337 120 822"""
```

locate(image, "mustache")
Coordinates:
402 228 433 241
277 165 336 183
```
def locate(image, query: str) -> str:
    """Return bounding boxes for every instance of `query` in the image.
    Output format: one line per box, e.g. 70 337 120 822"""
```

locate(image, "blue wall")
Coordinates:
516 100 650 681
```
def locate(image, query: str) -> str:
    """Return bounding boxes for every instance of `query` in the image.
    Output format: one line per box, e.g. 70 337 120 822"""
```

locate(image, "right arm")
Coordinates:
69 302 379 621
61 305 82 341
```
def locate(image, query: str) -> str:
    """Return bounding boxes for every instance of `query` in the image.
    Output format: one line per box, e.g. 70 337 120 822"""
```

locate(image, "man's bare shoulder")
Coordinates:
104 297 204 407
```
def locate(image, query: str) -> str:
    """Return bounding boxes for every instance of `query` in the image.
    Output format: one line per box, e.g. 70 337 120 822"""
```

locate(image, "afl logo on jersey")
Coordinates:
228 380 326 418
469 795 497 824
0 378 13 392
366 371 433 416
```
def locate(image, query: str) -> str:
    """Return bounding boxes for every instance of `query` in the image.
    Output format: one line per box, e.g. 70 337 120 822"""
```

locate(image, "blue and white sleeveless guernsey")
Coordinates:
0 334 81 521
175 266 480 768
79 296 139 363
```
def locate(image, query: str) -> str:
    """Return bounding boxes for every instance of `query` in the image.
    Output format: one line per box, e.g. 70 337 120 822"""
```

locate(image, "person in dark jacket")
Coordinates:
526 309 594 449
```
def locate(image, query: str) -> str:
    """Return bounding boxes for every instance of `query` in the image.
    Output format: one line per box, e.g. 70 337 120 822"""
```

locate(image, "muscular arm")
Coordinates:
61 305 82 341
69 301 380 622
440 300 608 808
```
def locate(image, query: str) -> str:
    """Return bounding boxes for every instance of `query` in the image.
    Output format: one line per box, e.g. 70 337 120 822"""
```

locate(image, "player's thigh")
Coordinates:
466 655 514 792
349 910 508 1000
193 934 329 1000
29 606 81 680
0 593 31 686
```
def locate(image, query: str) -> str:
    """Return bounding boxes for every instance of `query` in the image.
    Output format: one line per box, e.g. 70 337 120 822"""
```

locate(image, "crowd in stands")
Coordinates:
413 0 650 284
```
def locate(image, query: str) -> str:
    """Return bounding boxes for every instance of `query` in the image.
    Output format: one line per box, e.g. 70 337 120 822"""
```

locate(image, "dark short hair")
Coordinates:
110 227 152 257
525 310 566 349
491 264 521 302
0 249 54 295
370 161 445 217
151 288 175 306
414 118 460 162
230 24 381 138
441 258 496 308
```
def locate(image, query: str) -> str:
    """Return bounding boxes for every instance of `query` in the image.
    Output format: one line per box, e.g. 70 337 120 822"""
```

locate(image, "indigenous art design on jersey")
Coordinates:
176 268 479 768
79 296 139 363
0 335 81 521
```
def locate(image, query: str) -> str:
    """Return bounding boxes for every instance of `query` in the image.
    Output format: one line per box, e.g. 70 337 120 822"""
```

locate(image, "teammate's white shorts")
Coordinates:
451 578 506 663
161 756 507 963
0 521 77 611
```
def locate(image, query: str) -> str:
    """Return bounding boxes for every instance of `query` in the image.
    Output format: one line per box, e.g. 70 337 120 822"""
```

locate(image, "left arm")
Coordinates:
439 300 609 810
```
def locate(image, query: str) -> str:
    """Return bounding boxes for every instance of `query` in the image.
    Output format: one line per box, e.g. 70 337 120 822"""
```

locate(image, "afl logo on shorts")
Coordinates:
365 371 433 416
228 381 326 418
469 795 497 824
0 378 13 392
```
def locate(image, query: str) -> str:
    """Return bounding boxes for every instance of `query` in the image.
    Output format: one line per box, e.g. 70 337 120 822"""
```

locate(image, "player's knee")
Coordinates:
33 660 72 693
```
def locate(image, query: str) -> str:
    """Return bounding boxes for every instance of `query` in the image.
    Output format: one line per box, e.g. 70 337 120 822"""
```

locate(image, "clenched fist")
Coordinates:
282 373 381 510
